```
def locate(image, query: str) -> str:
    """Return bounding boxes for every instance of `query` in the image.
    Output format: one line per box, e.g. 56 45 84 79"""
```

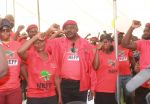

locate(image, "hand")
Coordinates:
21 32 28 37
131 20 141 29
50 23 60 31
20 35 28 40
58 96 63 104
97 42 103 50
37 32 46 40
88 90 95 101
46 23 61 36
17 25 25 32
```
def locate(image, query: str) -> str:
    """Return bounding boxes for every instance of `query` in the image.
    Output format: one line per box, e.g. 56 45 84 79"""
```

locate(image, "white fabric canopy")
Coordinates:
0 0 150 38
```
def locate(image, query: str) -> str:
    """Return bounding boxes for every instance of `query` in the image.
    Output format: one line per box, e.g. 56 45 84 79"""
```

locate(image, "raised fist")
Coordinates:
131 20 141 29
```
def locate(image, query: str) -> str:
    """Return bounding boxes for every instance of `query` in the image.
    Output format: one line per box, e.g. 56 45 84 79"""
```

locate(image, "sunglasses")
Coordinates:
1 29 11 32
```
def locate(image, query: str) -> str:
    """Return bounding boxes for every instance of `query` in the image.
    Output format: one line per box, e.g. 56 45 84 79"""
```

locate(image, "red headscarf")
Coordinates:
26 24 38 32
62 20 77 30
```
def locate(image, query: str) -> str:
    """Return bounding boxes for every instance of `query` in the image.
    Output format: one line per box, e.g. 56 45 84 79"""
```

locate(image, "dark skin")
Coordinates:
142 27 150 40
0 45 8 78
122 20 141 50
27 27 38 39
93 39 112 70
118 34 135 69
63 24 79 42
122 20 150 74
118 34 124 45
18 33 62 104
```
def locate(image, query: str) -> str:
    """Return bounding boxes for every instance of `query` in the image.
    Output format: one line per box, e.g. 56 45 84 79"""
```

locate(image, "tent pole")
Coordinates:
13 0 15 31
6 0 7 15
113 0 120 104
37 0 40 31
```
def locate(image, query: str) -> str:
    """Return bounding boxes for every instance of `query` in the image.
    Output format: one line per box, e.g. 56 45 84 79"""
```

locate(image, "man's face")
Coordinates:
118 34 123 44
142 27 150 40
28 27 38 38
63 25 78 39
33 39 45 52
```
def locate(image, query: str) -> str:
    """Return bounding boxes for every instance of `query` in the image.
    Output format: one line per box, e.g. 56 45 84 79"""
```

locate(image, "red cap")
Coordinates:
62 20 77 30
145 23 150 27
26 24 38 32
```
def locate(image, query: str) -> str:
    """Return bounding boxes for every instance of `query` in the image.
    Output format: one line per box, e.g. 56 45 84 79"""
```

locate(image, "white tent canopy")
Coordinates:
0 0 150 38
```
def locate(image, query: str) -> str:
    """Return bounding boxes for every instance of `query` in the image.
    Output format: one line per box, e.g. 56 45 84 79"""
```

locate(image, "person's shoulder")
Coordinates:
136 39 147 42
79 37 90 44
136 39 150 45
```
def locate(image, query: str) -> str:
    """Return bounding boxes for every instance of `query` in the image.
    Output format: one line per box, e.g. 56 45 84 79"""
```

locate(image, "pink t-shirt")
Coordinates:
136 40 150 88
61 41 80 80
118 45 131 75
0 41 21 91
95 51 118 93
26 50 58 98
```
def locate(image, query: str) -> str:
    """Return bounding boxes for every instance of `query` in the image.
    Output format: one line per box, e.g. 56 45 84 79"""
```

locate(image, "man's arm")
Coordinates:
17 35 38 60
0 45 8 78
122 20 141 50
13 25 25 41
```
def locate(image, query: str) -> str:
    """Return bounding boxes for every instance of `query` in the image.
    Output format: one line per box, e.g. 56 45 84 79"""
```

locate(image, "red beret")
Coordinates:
26 24 38 32
145 23 150 27
62 20 77 30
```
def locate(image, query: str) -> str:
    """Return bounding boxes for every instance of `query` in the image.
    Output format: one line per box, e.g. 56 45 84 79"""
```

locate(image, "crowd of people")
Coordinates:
0 14 150 104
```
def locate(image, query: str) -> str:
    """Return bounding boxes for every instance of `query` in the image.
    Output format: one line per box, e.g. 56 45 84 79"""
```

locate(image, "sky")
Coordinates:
0 0 150 39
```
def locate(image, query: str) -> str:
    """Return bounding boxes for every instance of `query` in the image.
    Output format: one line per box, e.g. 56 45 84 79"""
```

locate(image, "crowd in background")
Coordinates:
0 14 150 104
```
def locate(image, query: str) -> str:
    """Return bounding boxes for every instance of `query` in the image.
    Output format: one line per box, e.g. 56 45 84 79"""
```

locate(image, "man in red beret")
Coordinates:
46 20 96 104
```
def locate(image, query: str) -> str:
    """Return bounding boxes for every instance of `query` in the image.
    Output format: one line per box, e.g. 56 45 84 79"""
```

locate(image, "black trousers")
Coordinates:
61 78 88 104
135 87 150 104
94 92 118 104
27 96 57 104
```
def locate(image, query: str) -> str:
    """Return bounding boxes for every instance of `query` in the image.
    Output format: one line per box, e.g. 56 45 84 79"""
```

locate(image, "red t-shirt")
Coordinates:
95 51 118 93
118 45 131 75
26 50 58 98
46 37 96 91
0 73 9 86
61 40 81 80
0 41 21 91
136 40 150 88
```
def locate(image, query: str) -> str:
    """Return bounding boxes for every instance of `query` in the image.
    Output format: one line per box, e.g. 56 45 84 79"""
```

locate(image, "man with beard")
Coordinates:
46 20 96 104
122 20 150 104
